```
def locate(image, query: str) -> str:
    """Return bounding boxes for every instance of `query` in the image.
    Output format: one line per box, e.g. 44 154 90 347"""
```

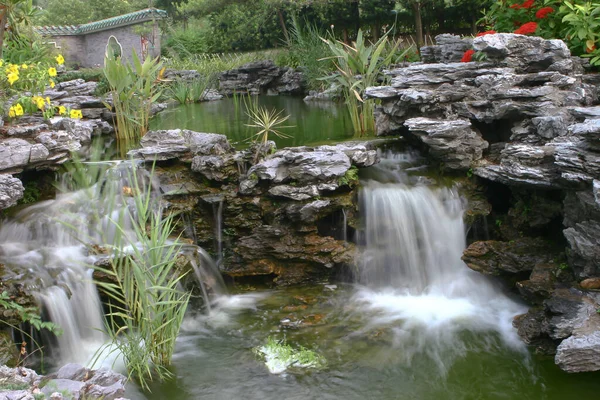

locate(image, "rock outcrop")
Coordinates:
132 131 380 284
0 364 127 400
219 60 306 96
368 33 600 373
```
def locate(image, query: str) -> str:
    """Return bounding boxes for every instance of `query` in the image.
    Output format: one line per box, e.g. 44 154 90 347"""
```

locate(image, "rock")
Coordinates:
0 331 18 366
283 199 332 223
41 379 85 398
563 221 600 278
580 278 600 290
570 106 600 120
55 363 89 381
420 34 474 63
462 237 556 276
473 33 573 74
201 89 223 102
268 184 320 201
0 139 33 172
248 149 351 184
555 331 600 372
516 263 556 305
219 60 306 96
129 129 232 161
5 123 48 137
0 365 39 386
0 390 35 400
403 117 488 170
191 154 238 182
0 174 24 209
163 69 201 81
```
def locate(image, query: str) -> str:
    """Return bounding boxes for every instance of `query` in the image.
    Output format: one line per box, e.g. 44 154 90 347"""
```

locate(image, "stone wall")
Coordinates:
52 36 86 67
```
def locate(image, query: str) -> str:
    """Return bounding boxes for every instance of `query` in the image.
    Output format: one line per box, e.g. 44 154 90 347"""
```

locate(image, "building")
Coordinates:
35 8 167 68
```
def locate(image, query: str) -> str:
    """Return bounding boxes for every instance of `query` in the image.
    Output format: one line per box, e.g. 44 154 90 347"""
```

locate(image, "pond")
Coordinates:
129 284 600 400
149 96 359 148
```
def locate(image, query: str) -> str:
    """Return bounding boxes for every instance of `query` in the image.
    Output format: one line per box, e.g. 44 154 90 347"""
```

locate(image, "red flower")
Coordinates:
521 0 535 8
510 3 521 8
587 43 597 53
535 7 554 19
461 49 476 62
476 30 497 37
514 22 538 35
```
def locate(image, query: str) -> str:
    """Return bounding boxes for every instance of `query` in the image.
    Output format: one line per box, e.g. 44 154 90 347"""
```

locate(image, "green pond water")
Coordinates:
129 284 600 400
149 96 359 148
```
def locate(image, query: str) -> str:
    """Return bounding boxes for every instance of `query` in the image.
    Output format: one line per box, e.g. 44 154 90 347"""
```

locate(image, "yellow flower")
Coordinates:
0 60 4 67
58 105 66 115
21 64 27 69
8 107 16 118
14 104 24 116
48 67 57 77
46 97 51 105
7 64 18 73
7 72 19 85
55 54 65 65
33 96 45 110
49 79 55 89
70 109 82 119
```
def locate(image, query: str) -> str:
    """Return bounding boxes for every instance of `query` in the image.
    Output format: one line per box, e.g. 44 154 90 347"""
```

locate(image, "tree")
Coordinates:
36 0 135 25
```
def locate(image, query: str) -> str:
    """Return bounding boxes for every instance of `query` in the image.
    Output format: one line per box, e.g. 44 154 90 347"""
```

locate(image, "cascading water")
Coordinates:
355 151 527 373
0 160 225 367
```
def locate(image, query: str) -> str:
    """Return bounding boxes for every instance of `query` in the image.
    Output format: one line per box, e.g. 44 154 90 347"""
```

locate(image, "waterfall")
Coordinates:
356 169 527 373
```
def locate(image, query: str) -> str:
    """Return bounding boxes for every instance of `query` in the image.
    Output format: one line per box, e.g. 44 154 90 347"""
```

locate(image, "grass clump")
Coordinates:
253 337 326 374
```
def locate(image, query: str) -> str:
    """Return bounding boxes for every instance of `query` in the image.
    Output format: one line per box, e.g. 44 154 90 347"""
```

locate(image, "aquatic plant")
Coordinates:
320 29 410 136
103 49 164 141
253 337 326 374
244 96 292 161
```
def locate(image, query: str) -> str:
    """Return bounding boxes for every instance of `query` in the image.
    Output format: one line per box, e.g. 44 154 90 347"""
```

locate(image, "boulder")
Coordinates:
0 174 24 209
420 34 474 63
403 117 488 170
462 237 556 276
219 60 306 96
129 129 232 161
473 33 573 74
555 331 600 372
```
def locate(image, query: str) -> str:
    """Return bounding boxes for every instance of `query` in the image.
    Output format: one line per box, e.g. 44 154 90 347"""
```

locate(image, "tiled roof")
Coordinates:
35 8 167 36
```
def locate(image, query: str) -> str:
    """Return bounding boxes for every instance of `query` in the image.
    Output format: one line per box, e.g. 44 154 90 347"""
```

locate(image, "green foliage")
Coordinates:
321 29 410 136
103 50 164 141
19 180 41 205
0 291 62 335
164 75 216 104
253 336 326 372
338 166 359 187
244 95 292 160
35 0 133 25
482 0 600 66
90 164 191 391
283 17 335 90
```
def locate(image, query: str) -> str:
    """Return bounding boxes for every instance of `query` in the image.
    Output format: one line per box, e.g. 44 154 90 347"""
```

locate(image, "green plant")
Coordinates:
0 291 61 335
253 337 326 373
320 29 409 136
103 49 164 141
90 164 191 391
244 96 292 161
561 1 600 65
495 218 503 227
285 17 335 90
338 166 359 187
167 79 192 104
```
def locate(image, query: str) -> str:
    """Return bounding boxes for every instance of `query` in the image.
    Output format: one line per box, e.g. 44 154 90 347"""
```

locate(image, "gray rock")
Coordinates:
556 331 600 372
164 69 201 81
0 174 24 209
404 117 488 170
570 106 600 120
129 129 232 161
41 379 85 399
420 34 474 64
0 139 32 172
0 390 34 400
191 154 238 181
201 89 223 102
268 184 320 200
6 123 48 137
563 221 600 278
55 363 89 381
36 131 82 154
473 33 573 74
219 60 306 96
284 199 332 222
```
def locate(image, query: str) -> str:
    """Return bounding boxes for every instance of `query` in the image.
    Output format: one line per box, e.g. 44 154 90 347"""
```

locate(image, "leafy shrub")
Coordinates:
482 0 600 65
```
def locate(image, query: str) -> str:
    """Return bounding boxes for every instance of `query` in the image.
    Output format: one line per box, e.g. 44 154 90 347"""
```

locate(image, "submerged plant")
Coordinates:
253 337 326 374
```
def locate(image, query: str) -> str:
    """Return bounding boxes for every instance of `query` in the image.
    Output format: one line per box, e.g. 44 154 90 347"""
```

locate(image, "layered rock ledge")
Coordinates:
368 33 600 373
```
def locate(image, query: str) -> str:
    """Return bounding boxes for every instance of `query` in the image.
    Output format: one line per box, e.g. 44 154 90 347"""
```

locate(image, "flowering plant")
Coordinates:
1 54 83 120
481 0 600 66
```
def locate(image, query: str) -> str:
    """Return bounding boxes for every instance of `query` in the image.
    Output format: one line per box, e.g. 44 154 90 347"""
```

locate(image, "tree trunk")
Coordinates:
0 5 7 59
471 15 477 36
342 28 349 44
372 23 380 41
412 1 424 50
277 9 289 43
